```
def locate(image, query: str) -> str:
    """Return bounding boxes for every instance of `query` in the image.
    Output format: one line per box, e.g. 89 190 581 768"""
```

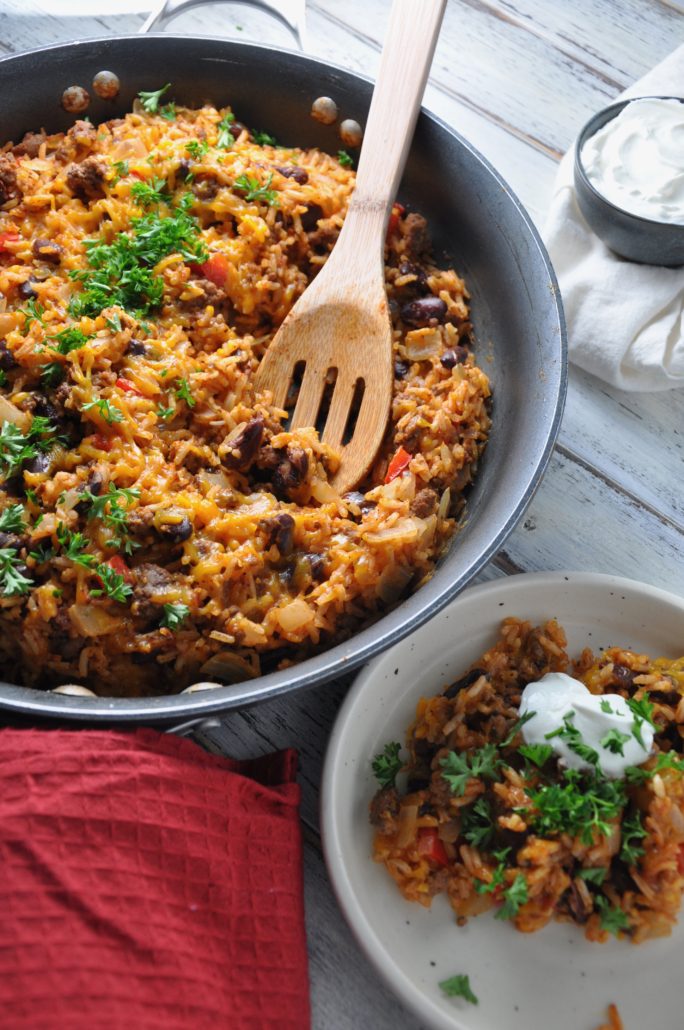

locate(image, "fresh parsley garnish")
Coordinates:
138 83 171 114
68 195 208 318
518 743 554 768
438 974 478 1005
545 711 600 768
111 159 129 184
440 744 503 797
89 561 132 603
461 796 494 849
595 895 630 936
105 312 122 333
159 102 176 122
156 404 175 421
501 709 535 747
522 768 626 846
175 377 195 408
627 693 655 749
130 176 170 208
0 416 59 478
620 810 647 866
625 751 684 783
82 398 124 425
474 848 510 896
0 548 32 596
252 129 277 146
217 113 235 149
160 602 190 630
496 873 528 921
600 728 632 756
600 699 615 714
40 361 65 388
577 867 607 886
185 139 209 160
372 741 403 788
49 326 93 355
83 483 140 554
233 172 279 206
20 297 45 330
337 149 354 167
0 504 25 533
57 525 132 603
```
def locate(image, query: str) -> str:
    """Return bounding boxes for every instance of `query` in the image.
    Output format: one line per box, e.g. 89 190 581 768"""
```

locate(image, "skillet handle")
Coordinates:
165 715 223 737
140 0 306 49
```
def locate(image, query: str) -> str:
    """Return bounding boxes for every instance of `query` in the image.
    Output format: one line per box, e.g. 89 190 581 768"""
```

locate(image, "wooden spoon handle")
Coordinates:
336 0 446 261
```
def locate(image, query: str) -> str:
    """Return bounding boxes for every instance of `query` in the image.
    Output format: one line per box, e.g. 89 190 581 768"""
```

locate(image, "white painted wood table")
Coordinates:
1 1 682 1026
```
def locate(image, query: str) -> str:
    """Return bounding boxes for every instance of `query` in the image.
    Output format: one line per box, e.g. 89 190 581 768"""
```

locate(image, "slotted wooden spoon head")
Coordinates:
254 266 394 496
254 0 445 495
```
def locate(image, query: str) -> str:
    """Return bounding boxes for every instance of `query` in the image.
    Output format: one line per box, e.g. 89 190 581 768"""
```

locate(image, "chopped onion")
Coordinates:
396 804 419 847
311 479 339 504
364 518 419 546
404 327 442 360
0 395 28 429
111 137 147 161
198 651 258 684
437 487 451 520
52 684 97 696
60 487 82 513
69 604 121 637
276 598 314 633
376 563 413 604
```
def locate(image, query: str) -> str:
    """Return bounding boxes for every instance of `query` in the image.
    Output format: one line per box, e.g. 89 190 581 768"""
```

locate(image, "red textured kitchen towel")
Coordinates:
0 728 310 1030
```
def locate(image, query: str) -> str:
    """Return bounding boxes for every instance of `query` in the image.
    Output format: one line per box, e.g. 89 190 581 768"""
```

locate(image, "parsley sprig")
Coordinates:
0 504 26 533
521 768 626 846
233 172 279 206
438 974 478 1005
56 525 132 603
0 548 32 596
160 602 190 630
545 711 600 768
440 743 503 797
217 113 235 149
82 398 124 425
137 83 171 114
130 176 170 208
0 416 60 479
595 894 630 936
619 810 647 865
83 483 140 554
372 741 403 789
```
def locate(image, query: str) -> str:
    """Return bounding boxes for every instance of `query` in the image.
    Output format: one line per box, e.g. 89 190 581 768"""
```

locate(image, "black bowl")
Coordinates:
574 96 684 267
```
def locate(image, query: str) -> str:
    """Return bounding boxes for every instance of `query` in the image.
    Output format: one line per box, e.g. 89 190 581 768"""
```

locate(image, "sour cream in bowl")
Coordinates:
574 95 684 266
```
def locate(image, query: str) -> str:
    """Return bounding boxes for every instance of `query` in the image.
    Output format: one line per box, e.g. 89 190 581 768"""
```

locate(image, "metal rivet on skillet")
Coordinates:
61 85 90 113
92 70 121 99
339 118 363 147
311 96 338 125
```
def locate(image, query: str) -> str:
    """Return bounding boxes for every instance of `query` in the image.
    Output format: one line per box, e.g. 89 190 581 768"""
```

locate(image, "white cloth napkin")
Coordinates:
543 45 684 391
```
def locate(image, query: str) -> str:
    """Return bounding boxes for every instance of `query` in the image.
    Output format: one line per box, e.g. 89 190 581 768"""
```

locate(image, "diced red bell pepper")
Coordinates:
385 446 412 483
116 377 143 396
677 844 684 876
0 231 20 252
91 433 113 452
416 828 449 867
130 169 146 180
386 202 405 241
194 252 229 288
105 555 134 584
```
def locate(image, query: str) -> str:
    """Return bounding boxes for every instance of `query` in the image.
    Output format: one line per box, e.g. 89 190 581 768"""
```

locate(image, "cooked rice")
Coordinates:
0 99 490 696
371 618 684 944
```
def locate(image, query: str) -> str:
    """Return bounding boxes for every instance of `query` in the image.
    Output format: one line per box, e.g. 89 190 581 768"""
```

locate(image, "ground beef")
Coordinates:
307 215 338 251
403 212 430 260
131 563 175 623
50 606 83 660
411 487 438 518
66 157 107 200
0 154 20 206
13 131 47 158
257 444 309 498
56 119 97 162
369 786 400 832
184 277 228 308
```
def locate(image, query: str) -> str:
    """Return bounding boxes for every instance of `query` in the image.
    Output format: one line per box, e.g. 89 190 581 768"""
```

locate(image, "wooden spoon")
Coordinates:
254 0 446 495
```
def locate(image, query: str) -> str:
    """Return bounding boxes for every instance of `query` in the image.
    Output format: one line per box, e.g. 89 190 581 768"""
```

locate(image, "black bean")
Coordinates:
32 397 60 423
400 296 447 327
157 515 193 543
31 238 63 264
176 159 192 181
126 339 148 357
24 451 51 474
222 416 265 471
0 341 17 372
18 278 38 301
86 468 104 496
612 663 637 690
306 552 326 582
398 261 427 285
440 346 468 369
300 203 324 232
276 165 308 185
263 512 295 556
394 358 409 379
444 668 486 700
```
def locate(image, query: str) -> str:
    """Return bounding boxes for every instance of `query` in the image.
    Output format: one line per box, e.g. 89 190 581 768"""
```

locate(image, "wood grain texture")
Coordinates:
2 3 683 1027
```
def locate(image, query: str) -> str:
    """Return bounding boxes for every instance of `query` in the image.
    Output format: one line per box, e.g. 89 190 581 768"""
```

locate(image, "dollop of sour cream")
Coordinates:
519 672 654 779
581 97 684 224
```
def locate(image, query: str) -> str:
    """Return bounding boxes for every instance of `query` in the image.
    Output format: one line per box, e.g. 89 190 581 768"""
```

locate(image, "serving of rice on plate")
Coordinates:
0 88 490 696
371 617 684 946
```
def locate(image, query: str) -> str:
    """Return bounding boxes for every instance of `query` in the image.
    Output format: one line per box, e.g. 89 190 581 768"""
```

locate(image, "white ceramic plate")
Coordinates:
321 572 684 1030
